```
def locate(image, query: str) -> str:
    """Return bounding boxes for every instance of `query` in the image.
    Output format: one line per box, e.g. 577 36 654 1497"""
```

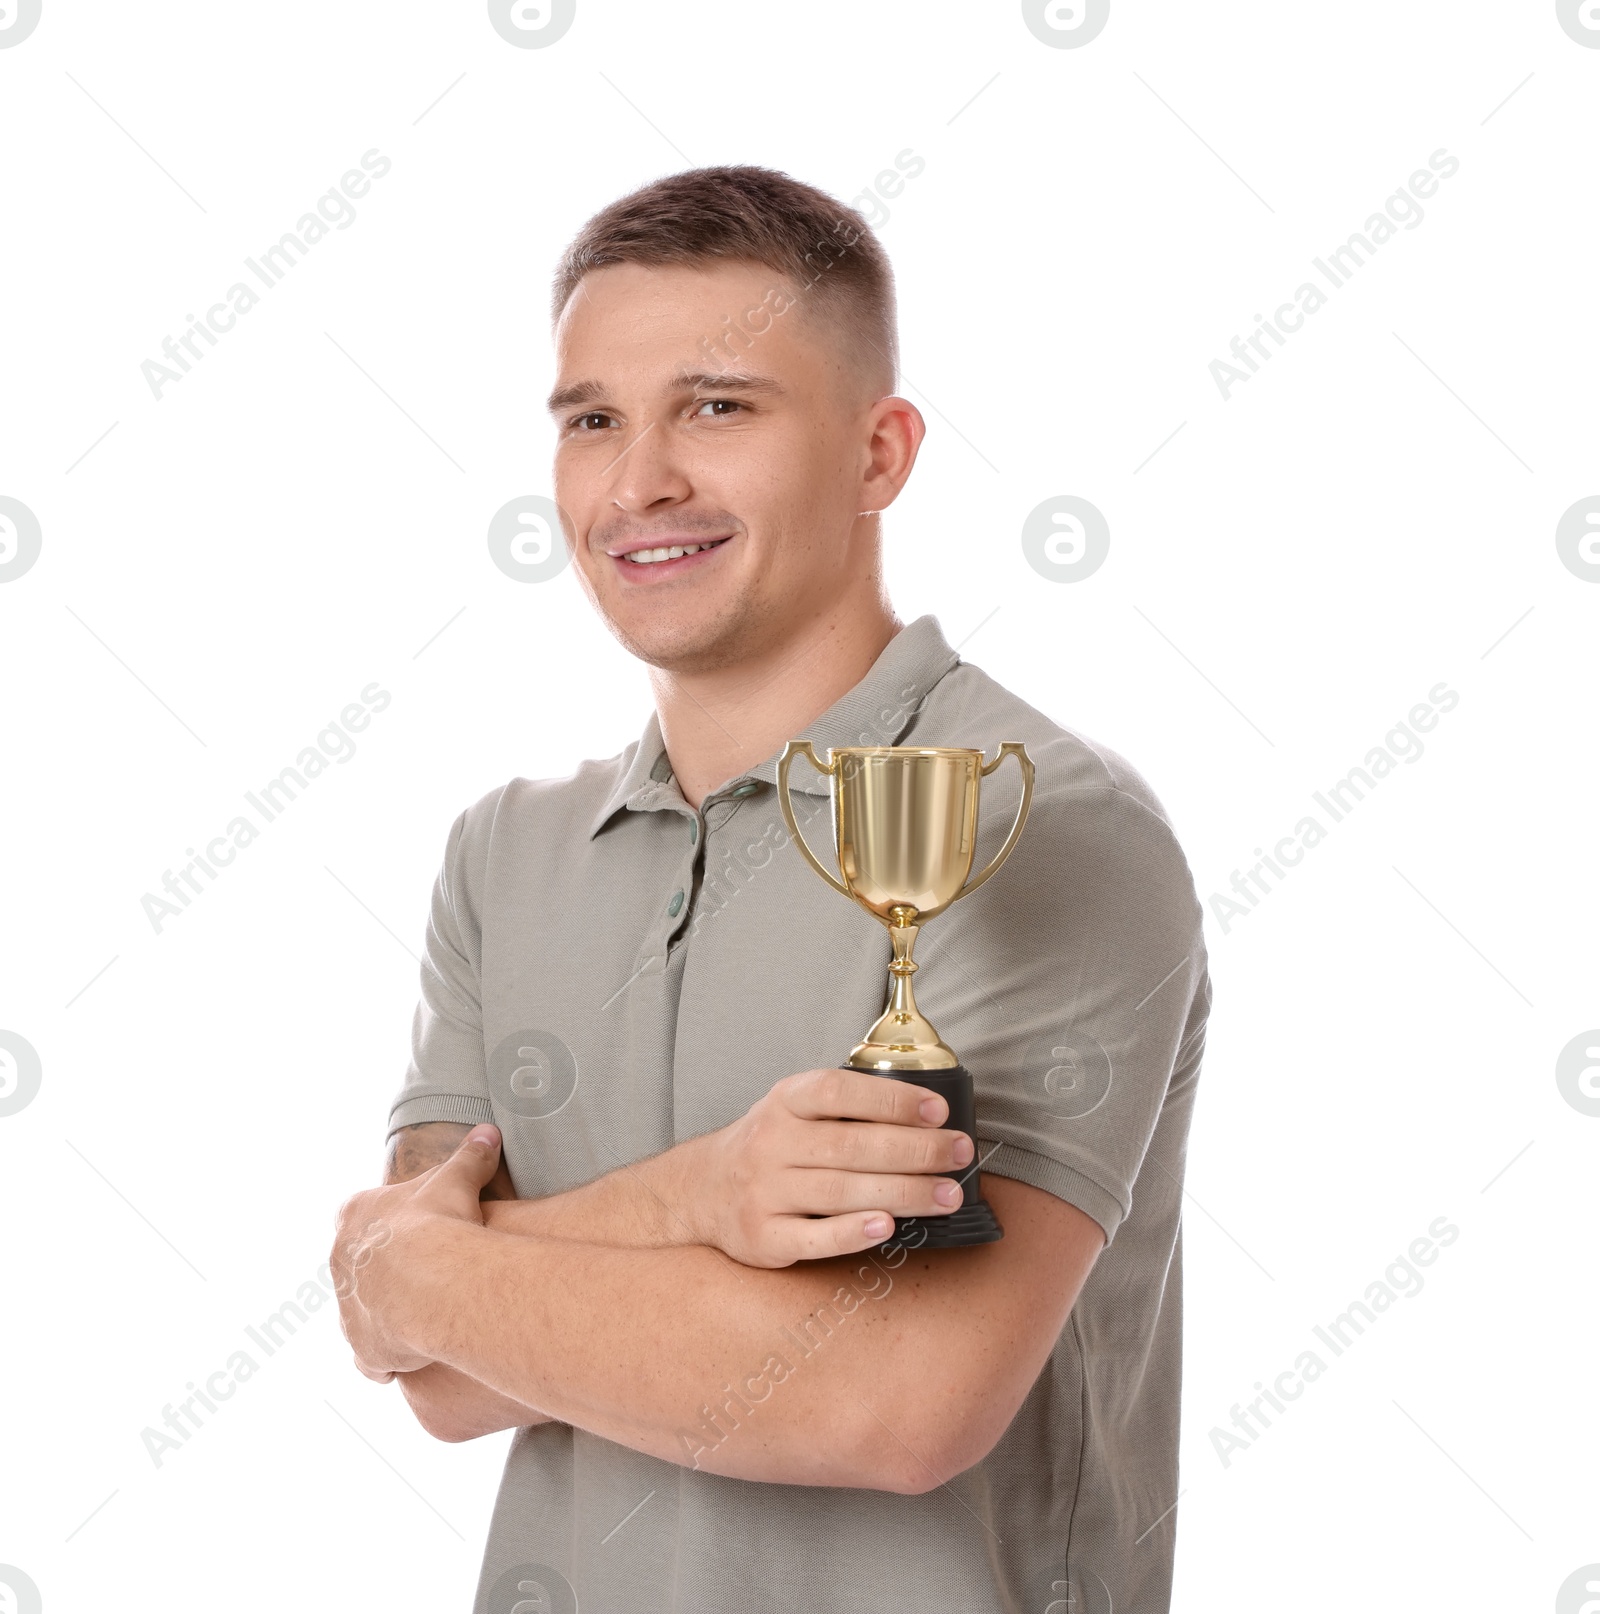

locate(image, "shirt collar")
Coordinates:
585 708 678 839
586 613 961 839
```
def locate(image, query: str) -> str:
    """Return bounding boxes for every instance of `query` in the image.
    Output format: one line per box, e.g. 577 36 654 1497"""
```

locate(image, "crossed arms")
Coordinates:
333 1070 1104 1494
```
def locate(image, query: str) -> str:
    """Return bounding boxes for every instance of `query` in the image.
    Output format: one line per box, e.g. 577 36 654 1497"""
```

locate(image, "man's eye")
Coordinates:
693 399 744 418
572 412 614 431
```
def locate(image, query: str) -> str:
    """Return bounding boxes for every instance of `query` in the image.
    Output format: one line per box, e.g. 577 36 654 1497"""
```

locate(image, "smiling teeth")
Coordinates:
624 541 719 564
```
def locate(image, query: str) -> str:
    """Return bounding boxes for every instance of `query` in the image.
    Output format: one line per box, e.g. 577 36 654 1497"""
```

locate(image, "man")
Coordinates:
333 165 1210 1614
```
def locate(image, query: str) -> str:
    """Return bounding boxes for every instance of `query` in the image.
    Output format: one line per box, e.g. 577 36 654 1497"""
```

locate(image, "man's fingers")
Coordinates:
789 1118 974 1175
781 1167 966 1218
426 1124 503 1196
764 1211 902 1265
781 1068 950 1127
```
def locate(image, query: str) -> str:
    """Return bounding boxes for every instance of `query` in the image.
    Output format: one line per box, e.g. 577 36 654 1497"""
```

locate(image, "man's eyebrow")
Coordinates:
545 370 786 415
667 369 786 396
546 379 607 414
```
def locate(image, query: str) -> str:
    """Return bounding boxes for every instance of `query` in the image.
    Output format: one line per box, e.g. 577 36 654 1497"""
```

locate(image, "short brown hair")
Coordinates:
551 165 898 392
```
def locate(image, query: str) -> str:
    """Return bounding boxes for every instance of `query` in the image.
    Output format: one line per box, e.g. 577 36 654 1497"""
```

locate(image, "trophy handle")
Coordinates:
777 739 850 899
954 741 1036 903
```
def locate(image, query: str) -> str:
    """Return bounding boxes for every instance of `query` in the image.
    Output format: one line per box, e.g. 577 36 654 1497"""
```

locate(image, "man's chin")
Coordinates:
599 594 760 675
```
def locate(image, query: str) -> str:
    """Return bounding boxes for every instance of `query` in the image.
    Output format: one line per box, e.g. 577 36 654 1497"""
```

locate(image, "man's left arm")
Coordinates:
352 1135 1102 1494
380 1120 556 1441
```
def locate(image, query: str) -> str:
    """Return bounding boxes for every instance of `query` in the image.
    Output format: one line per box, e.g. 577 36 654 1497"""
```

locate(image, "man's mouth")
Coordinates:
606 535 732 569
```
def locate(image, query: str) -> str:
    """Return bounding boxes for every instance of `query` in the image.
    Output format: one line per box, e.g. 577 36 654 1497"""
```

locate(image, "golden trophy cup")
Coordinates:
776 741 1036 1248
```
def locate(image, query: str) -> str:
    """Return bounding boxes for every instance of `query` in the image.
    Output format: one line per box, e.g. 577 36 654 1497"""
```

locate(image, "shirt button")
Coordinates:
667 889 685 917
730 780 762 798
688 819 698 845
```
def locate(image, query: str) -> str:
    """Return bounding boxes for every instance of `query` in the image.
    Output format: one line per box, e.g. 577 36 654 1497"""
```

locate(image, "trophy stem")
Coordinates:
883 910 921 1019
845 906 960 1072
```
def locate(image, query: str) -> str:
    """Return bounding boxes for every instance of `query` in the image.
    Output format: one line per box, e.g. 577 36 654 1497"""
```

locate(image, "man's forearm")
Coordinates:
401 1137 761 1443
397 1360 557 1442
381 1123 712 1440
392 1214 987 1494
483 1135 709 1248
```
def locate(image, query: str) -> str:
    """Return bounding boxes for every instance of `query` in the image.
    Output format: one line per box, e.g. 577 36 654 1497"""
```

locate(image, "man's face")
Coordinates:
548 259 913 673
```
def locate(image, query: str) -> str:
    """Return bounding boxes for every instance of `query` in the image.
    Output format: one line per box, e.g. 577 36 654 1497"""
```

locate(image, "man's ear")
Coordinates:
858 394 925 514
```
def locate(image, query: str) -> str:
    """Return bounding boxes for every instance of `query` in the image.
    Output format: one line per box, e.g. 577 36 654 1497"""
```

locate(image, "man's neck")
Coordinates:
649 598 902 809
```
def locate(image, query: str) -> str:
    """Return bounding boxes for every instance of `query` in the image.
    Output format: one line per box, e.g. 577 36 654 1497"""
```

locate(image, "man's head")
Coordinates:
547 166 923 675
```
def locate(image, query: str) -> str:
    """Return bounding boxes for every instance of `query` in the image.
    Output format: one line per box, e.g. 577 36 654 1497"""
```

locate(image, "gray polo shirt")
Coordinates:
388 613 1210 1614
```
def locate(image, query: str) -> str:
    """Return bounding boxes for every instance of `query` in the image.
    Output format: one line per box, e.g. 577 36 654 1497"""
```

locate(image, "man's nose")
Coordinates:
603 421 692 514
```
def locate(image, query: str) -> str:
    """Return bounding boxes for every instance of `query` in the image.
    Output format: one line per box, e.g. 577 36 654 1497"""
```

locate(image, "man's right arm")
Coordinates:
386 1121 690 1248
478 1142 699 1247
477 1067 974 1266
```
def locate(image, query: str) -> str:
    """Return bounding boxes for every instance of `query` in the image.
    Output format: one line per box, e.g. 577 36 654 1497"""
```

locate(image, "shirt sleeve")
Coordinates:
935 749 1209 1246
386 808 496 1138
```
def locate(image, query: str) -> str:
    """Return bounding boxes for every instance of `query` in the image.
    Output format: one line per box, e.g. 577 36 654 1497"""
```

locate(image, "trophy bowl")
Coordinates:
834 748 983 923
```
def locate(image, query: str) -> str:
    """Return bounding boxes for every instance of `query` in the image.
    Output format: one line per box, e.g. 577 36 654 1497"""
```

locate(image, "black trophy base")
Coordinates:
855 1061 1004 1252
885 1198 1005 1249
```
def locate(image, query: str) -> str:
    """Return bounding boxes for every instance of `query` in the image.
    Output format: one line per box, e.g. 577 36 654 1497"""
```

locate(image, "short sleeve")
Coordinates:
934 754 1209 1247
386 809 496 1138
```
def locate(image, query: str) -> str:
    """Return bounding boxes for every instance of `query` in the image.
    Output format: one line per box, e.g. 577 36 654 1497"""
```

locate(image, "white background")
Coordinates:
1 1 1597 1610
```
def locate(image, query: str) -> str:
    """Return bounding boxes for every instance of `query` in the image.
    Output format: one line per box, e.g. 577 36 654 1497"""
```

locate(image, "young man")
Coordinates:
333 166 1210 1614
